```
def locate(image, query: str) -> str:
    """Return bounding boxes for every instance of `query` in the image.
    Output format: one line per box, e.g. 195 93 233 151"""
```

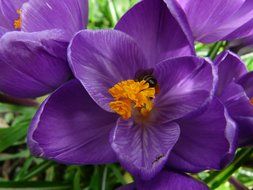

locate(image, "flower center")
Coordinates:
109 80 156 120
14 9 22 30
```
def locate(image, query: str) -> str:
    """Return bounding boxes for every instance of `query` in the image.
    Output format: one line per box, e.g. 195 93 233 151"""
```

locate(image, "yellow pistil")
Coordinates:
14 9 22 29
109 80 156 120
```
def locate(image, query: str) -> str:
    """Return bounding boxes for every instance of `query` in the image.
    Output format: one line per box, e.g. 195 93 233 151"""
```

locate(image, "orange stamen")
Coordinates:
14 9 22 29
109 80 155 120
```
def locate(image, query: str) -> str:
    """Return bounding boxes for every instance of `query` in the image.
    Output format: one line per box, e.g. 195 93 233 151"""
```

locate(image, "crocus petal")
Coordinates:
21 0 88 40
68 29 146 112
110 119 180 180
177 0 245 42
215 51 247 96
168 98 237 173
238 71 253 98
28 79 118 164
177 0 253 43
0 26 7 37
221 0 253 41
119 170 209 190
229 35 253 55
153 56 216 122
115 0 194 67
0 30 71 98
220 83 253 146
0 0 27 30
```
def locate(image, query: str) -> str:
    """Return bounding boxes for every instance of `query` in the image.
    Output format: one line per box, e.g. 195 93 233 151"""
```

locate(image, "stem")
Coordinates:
0 94 38 107
207 41 228 60
229 177 249 190
205 148 253 189
108 0 119 26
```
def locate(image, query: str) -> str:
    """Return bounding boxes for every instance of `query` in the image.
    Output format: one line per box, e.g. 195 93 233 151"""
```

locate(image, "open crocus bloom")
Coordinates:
118 170 209 190
0 0 88 98
215 51 253 146
28 0 236 180
175 0 253 43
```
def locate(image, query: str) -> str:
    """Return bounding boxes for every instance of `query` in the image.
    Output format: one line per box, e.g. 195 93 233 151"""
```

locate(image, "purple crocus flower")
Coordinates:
0 0 88 98
28 0 236 181
118 170 209 190
175 0 253 43
215 50 253 146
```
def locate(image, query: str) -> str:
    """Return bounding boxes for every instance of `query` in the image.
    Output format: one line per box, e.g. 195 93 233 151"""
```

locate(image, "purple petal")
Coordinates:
68 29 146 112
28 79 118 164
153 56 216 122
135 170 209 190
222 0 253 41
0 26 7 37
238 71 253 98
220 83 253 146
0 0 27 30
110 119 180 180
0 30 71 98
229 35 253 55
21 0 88 40
177 0 253 43
215 51 247 96
177 0 245 43
168 98 237 173
115 0 194 67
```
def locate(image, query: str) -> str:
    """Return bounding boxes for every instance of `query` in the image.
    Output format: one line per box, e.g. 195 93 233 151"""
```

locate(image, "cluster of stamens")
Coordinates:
109 80 156 120
14 9 22 29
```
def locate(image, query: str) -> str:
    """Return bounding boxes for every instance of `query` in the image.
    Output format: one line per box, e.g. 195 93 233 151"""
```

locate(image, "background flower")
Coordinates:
0 0 88 98
175 0 253 43
214 51 253 146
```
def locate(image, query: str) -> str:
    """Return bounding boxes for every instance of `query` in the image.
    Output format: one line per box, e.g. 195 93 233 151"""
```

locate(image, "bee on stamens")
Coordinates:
139 74 158 88
135 69 159 94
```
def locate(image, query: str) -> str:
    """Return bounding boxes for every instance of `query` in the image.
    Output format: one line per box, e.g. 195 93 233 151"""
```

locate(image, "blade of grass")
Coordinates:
102 166 108 190
18 160 55 181
14 157 34 181
73 168 81 190
0 150 29 161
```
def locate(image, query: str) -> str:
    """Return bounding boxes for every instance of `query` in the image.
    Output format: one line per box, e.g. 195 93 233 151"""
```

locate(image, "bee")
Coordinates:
139 74 158 88
135 69 159 93
152 154 165 165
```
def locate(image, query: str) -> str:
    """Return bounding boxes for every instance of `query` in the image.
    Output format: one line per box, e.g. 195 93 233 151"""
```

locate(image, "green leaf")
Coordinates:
0 150 29 161
18 160 55 181
108 164 126 185
73 168 81 190
14 157 34 181
89 166 102 190
0 119 30 152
